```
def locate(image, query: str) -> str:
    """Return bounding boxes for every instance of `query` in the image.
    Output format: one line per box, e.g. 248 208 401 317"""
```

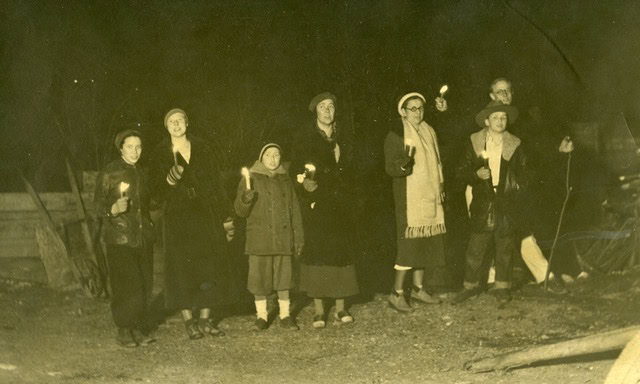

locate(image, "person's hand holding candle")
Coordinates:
435 84 449 112
400 140 415 172
111 182 130 215
476 151 491 180
304 163 316 180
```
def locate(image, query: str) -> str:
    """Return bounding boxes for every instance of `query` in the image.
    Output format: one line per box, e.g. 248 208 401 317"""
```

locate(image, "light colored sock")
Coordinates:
314 298 324 315
255 300 268 321
335 299 345 313
278 299 290 319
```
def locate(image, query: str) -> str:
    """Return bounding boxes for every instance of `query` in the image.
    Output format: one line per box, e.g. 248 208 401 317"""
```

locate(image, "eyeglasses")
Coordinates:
404 106 424 113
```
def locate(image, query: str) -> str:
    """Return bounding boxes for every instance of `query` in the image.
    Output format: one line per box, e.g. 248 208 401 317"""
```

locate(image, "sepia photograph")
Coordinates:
1 1 639 383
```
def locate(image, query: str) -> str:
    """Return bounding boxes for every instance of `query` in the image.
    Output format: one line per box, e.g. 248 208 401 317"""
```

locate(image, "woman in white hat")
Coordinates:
384 92 447 313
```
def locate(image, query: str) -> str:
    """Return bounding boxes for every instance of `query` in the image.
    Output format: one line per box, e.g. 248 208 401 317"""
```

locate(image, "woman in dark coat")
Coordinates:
290 92 359 328
150 108 234 340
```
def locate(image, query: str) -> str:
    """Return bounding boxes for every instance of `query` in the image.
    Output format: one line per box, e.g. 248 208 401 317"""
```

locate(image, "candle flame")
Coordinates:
304 164 316 172
119 182 130 192
439 85 449 95
241 167 250 178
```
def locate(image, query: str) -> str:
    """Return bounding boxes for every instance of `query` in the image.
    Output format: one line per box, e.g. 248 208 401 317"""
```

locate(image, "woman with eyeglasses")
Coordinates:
384 92 447 313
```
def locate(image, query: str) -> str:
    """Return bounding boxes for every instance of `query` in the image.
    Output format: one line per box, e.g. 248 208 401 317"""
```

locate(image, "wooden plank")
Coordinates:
464 325 640 373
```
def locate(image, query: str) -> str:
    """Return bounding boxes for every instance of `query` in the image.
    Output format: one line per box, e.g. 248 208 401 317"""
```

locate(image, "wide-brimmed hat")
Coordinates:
114 129 142 150
475 100 519 127
397 92 426 116
164 108 188 127
308 92 336 112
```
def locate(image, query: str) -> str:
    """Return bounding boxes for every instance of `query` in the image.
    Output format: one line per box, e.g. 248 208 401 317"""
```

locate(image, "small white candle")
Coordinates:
119 182 129 198
480 150 489 168
241 167 251 189
304 163 316 180
439 84 449 97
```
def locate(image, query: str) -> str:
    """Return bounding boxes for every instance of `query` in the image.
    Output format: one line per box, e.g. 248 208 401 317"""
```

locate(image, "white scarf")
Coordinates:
403 119 446 239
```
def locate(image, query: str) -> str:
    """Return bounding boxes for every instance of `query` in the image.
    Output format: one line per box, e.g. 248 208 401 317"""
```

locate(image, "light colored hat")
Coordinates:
397 92 426 116
164 108 188 127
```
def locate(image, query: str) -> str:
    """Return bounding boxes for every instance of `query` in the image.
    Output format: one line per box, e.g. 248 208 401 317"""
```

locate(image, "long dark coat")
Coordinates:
150 135 234 310
289 122 355 267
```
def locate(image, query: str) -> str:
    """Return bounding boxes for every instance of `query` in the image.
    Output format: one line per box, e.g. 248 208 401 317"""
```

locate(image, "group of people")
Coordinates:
94 77 574 347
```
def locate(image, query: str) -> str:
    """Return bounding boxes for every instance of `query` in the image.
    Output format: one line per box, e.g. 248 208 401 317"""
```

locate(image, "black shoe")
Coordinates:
452 287 481 305
546 278 569 295
388 291 413 313
184 319 204 340
251 318 268 331
279 317 299 330
116 328 138 348
132 329 155 346
198 318 225 337
492 288 512 304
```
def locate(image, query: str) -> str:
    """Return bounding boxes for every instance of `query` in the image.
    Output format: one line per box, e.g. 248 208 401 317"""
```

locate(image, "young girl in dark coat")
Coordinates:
234 143 304 331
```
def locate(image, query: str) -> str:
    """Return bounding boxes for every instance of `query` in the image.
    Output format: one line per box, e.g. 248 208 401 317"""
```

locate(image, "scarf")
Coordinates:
403 119 446 239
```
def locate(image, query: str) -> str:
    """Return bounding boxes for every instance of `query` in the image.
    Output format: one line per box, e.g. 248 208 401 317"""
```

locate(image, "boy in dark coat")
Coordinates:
454 100 529 304
234 143 304 331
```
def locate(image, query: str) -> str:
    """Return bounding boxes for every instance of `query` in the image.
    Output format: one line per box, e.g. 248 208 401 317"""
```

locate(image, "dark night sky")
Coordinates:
1 0 639 191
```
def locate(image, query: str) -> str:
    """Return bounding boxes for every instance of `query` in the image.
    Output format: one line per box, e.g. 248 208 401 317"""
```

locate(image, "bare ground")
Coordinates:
1 268 639 384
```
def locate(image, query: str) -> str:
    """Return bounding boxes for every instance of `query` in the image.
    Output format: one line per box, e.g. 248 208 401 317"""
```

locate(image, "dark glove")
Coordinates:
241 189 256 203
167 165 184 186
302 179 318 192
400 145 415 172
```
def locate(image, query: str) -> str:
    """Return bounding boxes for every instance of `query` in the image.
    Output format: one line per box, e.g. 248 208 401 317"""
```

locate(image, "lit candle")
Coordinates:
304 163 316 180
439 84 449 98
241 167 251 190
480 150 489 166
119 182 129 198
172 145 178 166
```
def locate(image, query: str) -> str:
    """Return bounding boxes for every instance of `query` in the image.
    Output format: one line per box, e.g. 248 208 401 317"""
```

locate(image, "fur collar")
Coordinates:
470 129 521 161
249 159 287 177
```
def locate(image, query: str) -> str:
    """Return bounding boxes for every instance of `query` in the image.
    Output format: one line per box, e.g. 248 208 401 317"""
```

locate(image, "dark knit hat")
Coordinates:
164 108 188 127
308 92 336 112
475 100 519 127
258 143 282 161
114 129 142 150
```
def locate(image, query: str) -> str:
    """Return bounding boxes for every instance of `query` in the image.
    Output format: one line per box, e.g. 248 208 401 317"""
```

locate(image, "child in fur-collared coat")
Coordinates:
234 143 304 331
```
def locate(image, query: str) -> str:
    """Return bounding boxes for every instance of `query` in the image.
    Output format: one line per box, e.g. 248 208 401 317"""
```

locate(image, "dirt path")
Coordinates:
1 270 639 384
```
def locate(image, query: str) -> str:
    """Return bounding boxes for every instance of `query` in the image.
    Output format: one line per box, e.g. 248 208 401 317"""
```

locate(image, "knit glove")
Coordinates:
302 179 318 192
166 165 184 186
241 189 256 204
